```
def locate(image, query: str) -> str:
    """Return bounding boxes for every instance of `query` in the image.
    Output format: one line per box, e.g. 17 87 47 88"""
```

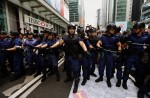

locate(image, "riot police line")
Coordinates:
0 22 150 98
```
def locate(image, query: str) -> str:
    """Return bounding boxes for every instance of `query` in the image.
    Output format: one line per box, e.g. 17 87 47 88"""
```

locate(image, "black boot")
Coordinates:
116 80 121 87
41 74 46 82
87 75 90 80
64 77 73 83
90 73 97 77
34 72 41 78
107 79 112 87
73 78 79 93
55 69 60 81
122 80 128 89
137 90 144 98
95 76 103 82
81 78 87 86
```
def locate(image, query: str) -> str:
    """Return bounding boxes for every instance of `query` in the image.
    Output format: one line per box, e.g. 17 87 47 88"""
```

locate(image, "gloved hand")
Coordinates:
97 47 103 51
90 47 96 51
1 48 6 52
84 51 91 57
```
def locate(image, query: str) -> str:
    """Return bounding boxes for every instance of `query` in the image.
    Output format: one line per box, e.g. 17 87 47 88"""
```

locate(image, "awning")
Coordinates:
8 0 69 28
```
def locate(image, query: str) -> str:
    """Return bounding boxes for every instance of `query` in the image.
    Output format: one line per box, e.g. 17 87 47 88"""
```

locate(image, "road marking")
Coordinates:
9 75 42 98
2 76 33 97
9 58 64 98
19 80 41 98
19 60 65 98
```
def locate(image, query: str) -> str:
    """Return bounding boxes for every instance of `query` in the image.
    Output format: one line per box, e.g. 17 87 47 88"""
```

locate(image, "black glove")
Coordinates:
84 51 91 57
97 47 103 51
1 48 6 52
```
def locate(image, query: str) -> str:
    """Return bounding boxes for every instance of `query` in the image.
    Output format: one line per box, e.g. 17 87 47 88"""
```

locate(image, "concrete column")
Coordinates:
5 1 10 32
18 7 24 33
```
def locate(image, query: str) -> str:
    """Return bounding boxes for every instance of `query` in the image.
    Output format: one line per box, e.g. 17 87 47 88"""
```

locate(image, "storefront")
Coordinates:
4 0 69 34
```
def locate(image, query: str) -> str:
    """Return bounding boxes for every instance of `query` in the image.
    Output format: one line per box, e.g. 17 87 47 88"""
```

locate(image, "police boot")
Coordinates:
41 74 46 82
87 75 90 80
81 78 87 86
122 80 128 89
137 90 144 98
90 73 97 77
116 80 121 87
107 79 112 87
73 78 79 93
54 67 60 81
64 77 73 83
34 71 41 78
95 76 103 82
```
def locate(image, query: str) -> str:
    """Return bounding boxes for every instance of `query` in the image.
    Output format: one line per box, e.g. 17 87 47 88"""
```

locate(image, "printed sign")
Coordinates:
24 15 53 29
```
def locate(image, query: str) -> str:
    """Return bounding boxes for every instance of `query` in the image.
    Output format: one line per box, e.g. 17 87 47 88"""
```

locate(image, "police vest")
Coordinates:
88 36 99 48
63 34 81 56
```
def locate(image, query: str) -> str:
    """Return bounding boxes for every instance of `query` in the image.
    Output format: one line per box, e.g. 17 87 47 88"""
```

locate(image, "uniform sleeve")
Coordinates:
86 40 91 47
47 41 50 46
77 37 82 42
14 39 22 46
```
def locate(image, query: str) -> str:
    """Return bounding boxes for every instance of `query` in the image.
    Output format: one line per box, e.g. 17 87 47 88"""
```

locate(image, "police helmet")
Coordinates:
115 26 121 33
0 31 7 35
27 32 34 35
90 28 97 33
107 24 116 31
10 31 19 36
133 22 141 29
148 24 150 29
68 24 76 30
140 22 145 29
51 31 58 37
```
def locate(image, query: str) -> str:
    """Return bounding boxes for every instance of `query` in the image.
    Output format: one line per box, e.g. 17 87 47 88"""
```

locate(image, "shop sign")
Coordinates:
24 15 53 29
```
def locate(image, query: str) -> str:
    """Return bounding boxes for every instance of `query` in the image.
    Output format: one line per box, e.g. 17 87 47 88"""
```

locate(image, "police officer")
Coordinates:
23 32 37 75
0 32 11 77
87 28 99 77
41 31 60 82
50 24 90 93
123 23 149 92
34 34 44 78
96 24 121 88
6 32 24 81
77 26 90 85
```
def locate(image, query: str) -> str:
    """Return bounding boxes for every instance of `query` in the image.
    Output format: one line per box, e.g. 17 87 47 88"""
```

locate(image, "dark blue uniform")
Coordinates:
123 33 149 86
0 38 11 76
24 38 37 74
98 34 119 79
12 38 23 77
63 34 82 79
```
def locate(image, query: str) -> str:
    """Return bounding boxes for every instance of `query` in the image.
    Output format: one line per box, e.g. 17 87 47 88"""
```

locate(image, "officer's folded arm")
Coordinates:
41 44 48 48
50 39 64 48
79 41 87 52
117 42 122 51
6 46 17 51
96 40 102 48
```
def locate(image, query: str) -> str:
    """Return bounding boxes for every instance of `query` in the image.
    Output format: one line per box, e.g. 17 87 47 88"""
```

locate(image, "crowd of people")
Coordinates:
0 22 150 98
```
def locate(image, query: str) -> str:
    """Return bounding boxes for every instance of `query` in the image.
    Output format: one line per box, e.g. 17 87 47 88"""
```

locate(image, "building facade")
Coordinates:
141 0 150 24
132 0 144 21
115 0 132 22
69 0 79 24
0 0 69 34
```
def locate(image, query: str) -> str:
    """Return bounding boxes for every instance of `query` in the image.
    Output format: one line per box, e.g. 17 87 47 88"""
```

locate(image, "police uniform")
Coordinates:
0 32 11 77
24 33 37 75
